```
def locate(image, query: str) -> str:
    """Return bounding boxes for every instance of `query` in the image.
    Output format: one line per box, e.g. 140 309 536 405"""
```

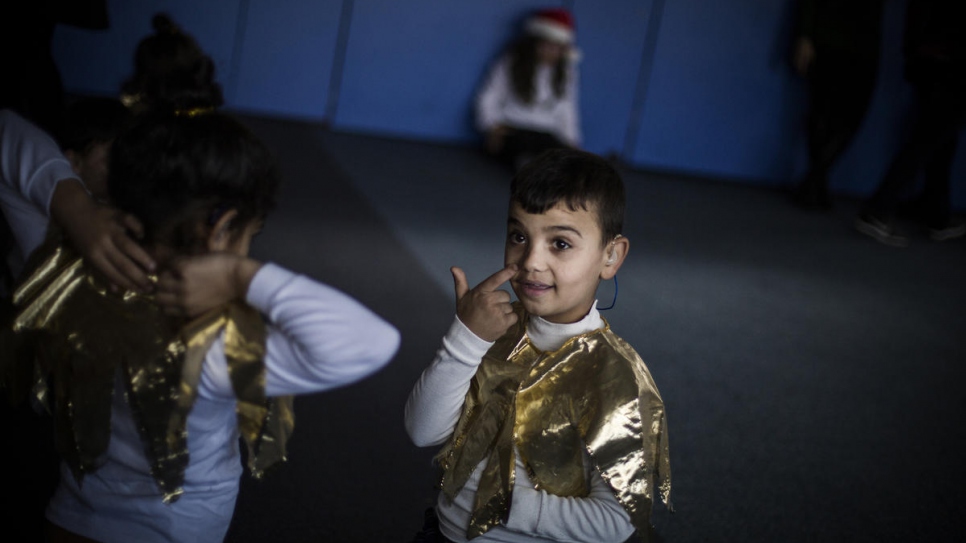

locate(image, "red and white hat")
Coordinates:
525 8 575 45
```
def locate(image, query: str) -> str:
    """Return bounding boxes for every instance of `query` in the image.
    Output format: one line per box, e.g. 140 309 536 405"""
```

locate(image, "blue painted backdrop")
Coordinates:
50 0 965 209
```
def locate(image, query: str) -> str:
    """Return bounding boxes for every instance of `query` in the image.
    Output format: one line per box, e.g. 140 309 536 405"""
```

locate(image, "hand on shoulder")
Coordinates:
50 179 156 293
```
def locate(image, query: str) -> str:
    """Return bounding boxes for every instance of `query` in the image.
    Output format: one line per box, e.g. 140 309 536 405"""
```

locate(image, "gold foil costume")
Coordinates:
436 303 671 540
0 243 293 503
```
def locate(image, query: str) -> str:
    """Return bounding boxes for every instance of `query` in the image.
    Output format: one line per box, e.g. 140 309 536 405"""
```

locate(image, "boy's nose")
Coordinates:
520 245 545 271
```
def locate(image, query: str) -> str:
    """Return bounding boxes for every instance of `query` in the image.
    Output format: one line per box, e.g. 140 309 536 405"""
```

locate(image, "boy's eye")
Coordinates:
553 239 571 250
508 231 526 244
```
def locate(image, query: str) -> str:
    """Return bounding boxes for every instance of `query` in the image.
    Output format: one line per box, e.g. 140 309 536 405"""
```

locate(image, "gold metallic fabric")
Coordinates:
436 303 671 540
0 243 293 502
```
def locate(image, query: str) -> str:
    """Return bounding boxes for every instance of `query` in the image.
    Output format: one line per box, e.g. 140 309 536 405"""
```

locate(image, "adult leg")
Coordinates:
915 87 966 239
794 50 878 210
863 86 959 220
856 83 965 244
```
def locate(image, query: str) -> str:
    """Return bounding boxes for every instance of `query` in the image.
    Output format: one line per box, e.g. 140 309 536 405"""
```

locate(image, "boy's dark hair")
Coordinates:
120 13 224 113
108 112 279 253
510 149 625 243
55 97 132 154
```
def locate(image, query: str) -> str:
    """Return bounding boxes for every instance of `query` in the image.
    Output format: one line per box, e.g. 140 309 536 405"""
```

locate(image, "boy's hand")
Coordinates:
156 253 263 318
451 265 518 342
50 180 155 293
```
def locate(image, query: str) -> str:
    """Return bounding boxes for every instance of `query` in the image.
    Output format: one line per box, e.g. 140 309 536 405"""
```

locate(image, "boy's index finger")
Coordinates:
476 265 518 292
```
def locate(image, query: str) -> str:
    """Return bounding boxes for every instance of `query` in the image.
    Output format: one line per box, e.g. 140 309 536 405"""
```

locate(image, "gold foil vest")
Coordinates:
0 243 294 503
436 303 671 540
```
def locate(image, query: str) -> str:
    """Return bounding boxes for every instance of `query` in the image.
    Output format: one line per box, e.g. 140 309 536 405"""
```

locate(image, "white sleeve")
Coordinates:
505 454 637 543
0 110 79 261
404 317 492 447
475 58 511 133
558 64 582 147
198 263 400 399
0 109 77 214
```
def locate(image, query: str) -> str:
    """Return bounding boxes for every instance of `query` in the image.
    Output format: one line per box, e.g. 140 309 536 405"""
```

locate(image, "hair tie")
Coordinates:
174 106 215 118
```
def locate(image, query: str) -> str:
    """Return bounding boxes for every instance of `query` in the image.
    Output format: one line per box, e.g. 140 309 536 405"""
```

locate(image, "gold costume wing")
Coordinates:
0 243 293 501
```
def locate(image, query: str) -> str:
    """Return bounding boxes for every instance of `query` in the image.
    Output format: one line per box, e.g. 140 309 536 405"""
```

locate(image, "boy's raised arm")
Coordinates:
404 265 518 446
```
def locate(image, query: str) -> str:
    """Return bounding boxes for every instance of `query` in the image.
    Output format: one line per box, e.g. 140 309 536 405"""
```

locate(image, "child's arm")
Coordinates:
1 109 77 257
404 265 518 446
0 109 155 291
505 457 637 543
475 58 510 142
157 253 400 396
404 316 493 446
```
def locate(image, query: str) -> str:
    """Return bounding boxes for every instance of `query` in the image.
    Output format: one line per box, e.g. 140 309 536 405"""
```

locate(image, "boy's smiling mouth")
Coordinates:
517 279 553 298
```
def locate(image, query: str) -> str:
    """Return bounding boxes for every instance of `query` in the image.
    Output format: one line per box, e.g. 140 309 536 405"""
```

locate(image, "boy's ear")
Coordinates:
601 235 629 280
206 208 239 252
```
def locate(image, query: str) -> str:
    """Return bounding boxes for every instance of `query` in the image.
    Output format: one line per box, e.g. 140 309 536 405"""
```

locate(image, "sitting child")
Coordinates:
405 149 670 543
476 8 582 170
1 110 400 542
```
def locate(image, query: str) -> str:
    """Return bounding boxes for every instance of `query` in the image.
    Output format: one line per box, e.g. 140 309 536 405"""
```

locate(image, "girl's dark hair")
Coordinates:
510 149 625 243
120 13 224 113
108 112 279 253
508 36 568 103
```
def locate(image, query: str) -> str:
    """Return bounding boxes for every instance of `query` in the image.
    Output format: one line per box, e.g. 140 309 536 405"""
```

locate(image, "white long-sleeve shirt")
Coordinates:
405 302 636 543
0 109 78 276
475 56 581 147
45 263 401 543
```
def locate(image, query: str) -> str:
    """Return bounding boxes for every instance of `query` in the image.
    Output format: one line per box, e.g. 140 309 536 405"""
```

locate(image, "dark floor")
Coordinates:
5 112 966 542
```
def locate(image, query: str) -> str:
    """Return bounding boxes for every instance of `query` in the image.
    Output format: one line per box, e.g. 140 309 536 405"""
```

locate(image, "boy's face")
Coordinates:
66 142 112 201
505 201 618 324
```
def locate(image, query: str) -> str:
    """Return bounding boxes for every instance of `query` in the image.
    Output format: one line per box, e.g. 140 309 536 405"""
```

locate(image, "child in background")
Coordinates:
3 11 227 296
476 8 581 170
1 111 400 542
405 149 670 543
0 100 150 295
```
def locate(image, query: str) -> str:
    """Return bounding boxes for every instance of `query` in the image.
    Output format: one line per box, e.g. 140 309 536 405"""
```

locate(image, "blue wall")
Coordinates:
51 0 965 209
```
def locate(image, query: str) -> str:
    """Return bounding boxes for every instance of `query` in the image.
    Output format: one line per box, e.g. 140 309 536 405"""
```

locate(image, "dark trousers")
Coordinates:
798 49 879 195
409 508 453 543
495 127 568 170
863 82 966 226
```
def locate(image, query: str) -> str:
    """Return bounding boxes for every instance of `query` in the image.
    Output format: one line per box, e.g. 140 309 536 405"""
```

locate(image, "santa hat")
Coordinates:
525 8 576 45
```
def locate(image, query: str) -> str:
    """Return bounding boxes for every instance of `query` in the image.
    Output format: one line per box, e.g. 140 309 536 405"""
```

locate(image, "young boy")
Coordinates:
405 149 671 543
